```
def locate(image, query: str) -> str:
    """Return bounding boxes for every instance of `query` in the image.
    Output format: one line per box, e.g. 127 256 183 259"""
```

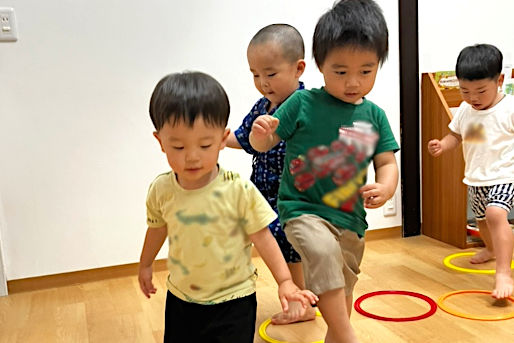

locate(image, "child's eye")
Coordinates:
253 74 259 78
173 146 184 150
479 90 486 94
201 145 212 149
335 71 346 75
267 73 276 77
361 70 372 75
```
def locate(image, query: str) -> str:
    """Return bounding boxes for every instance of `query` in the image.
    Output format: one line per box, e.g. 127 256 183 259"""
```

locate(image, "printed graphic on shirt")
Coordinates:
176 211 218 225
288 122 378 212
463 122 486 143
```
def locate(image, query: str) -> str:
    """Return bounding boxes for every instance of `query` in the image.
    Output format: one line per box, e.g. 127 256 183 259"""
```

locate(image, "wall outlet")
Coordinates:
383 195 396 217
0 7 18 42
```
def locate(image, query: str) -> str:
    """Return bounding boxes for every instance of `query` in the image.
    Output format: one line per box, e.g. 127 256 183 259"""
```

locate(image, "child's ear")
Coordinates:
295 59 306 78
220 128 230 150
498 73 505 89
153 131 165 152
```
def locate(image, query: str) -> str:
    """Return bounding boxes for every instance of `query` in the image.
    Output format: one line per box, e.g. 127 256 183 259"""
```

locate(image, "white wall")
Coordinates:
419 0 514 73
0 0 401 280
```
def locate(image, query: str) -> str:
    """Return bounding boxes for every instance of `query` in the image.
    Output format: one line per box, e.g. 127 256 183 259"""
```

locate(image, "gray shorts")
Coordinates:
284 214 365 296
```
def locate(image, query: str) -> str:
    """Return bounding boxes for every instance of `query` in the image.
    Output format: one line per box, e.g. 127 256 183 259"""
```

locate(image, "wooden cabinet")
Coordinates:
421 73 479 248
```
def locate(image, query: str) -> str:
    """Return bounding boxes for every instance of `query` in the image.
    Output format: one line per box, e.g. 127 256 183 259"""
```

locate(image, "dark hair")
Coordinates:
149 71 230 131
313 0 388 68
249 24 305 62
455 44 503 81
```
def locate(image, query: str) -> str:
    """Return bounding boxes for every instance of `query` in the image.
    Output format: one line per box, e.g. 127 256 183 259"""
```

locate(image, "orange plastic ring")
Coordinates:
437 290 514 321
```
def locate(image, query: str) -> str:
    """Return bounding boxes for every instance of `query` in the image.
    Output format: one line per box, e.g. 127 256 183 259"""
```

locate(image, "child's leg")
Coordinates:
317 288 359 343
282 214 364 341
346 293 353 317
470 219 495 263
289 261 306 288
270 222 317 324
271 263 317 324
469 185 496 264
485 206 514 298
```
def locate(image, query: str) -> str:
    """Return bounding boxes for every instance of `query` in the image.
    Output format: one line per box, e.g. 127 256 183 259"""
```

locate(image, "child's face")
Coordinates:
319 47 379 104
458 77 502 110
154 117 229 190
247 42 305 108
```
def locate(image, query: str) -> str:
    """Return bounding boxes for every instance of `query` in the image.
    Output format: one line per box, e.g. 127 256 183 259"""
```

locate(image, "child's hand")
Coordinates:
360 183 389 208
252 115 279 139
278 280 318 312
138 265 157 298
427 139 443 157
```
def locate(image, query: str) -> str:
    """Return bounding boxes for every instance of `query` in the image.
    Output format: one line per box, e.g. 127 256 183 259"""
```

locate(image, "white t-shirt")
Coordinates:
449 94 514 186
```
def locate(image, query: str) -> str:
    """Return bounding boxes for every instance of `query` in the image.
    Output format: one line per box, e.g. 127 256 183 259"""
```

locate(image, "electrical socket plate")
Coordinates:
383 195 396 217
0 7 18 42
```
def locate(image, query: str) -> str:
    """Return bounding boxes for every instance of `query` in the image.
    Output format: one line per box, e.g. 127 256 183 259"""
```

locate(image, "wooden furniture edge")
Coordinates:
421 73 468 248
426 73 454 118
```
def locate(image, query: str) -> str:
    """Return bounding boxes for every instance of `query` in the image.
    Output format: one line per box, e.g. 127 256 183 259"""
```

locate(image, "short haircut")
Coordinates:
249 24 305 62
149 71 230 131
313 0 388 68
455 44 503 81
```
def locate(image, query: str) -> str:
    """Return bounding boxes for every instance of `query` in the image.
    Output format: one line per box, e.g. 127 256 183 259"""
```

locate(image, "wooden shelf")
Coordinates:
421 73 480 248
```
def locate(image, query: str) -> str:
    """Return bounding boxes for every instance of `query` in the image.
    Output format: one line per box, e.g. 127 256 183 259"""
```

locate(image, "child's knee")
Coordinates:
485 205 508 224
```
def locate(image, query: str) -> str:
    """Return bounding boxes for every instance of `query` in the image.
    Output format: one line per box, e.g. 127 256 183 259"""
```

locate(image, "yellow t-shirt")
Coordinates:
146 167 277 304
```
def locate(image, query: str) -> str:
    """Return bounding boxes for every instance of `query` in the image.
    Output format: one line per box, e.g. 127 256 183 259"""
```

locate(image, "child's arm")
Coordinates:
427 132 461 157
360 151 398 209
249 115 282 152
225 131 242 149
138 226 167 298
249 228 318 311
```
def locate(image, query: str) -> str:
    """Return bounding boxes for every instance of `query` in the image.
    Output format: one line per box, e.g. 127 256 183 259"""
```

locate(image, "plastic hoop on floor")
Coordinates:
258 311 323 343
443 252 514 274
354 290 437 322
437 290 514 321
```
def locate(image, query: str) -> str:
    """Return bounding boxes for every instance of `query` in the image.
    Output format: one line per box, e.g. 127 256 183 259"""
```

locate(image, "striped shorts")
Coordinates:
468 183 514 220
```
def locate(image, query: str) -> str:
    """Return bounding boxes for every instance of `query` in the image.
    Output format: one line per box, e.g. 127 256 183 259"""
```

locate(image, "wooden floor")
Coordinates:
1 234 513 342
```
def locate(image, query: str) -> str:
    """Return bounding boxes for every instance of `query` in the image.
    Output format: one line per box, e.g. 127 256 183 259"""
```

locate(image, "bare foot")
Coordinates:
492 273 514 299
271 301 317 325
325 327 360 343
469 249 495 264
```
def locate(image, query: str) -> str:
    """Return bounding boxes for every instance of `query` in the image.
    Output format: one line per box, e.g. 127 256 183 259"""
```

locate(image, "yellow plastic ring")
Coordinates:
443 252 514 274
258 311 323 343
437 290 514 321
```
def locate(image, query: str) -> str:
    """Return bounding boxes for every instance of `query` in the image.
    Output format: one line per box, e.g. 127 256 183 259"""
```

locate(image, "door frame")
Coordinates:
398 0 420 237
0 198 8 296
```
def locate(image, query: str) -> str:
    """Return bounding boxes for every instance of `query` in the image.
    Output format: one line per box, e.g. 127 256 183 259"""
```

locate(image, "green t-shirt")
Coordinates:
274 87 399 236
146 167 277 304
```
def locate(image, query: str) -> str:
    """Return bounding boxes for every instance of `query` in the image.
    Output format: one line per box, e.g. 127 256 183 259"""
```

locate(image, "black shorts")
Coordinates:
164 291 257 343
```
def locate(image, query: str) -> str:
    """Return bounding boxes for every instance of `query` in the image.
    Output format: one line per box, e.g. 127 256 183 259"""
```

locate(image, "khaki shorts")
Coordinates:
284 214 365 296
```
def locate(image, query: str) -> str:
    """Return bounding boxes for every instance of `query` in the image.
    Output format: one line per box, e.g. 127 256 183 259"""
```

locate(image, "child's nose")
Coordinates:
345 77 359 88
185 149 199 162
